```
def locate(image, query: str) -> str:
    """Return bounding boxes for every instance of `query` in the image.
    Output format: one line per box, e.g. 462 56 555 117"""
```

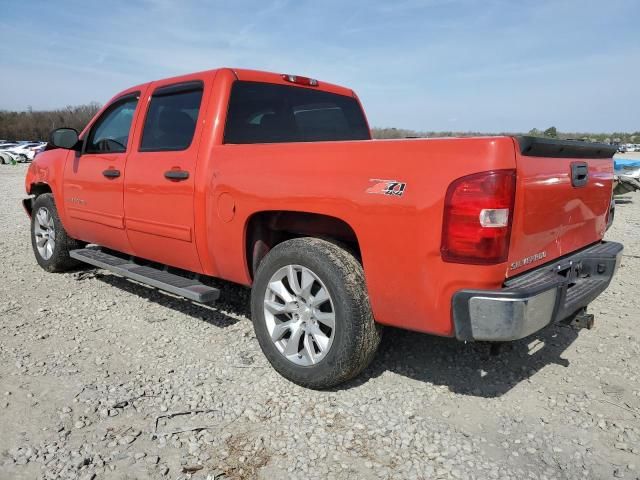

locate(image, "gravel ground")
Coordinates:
1 163 639 480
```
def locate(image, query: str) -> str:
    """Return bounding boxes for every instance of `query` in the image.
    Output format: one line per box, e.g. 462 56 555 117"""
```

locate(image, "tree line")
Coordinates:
0 104 101 141
0 104 637 144
372 127 640 144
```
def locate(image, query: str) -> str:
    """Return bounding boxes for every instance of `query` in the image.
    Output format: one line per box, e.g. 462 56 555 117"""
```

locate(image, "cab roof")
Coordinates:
108 67 356 104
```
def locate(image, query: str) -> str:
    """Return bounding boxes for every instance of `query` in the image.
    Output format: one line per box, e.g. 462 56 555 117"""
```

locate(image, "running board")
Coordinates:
70 248 220 303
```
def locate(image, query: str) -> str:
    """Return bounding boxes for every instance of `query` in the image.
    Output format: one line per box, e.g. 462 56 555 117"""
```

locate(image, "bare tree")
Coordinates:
0 103 101 141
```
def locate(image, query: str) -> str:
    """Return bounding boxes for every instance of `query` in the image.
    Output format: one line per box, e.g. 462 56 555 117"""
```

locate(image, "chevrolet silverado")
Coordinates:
24 68 622 388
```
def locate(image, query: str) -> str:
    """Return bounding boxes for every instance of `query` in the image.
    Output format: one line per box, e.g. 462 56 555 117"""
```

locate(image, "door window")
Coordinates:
85 94 139 153
140 81 204 152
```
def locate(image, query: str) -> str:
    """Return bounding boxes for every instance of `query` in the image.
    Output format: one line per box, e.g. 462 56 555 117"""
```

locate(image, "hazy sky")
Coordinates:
1 0 638 132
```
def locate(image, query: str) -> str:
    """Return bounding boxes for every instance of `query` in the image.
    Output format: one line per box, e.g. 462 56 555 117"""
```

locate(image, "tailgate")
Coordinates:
506 136 617 278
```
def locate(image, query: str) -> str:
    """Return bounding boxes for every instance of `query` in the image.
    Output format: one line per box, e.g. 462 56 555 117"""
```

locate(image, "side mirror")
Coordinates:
49 128 80 150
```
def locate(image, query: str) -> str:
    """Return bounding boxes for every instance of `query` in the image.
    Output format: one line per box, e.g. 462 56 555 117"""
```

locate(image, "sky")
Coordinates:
0 0 638 132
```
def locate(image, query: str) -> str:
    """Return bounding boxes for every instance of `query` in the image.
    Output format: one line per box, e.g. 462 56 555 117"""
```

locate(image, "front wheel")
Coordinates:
30 194 85 272
251 237 382 389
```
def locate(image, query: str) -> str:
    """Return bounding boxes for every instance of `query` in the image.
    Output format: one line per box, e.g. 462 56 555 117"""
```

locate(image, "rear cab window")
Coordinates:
224 81 370 144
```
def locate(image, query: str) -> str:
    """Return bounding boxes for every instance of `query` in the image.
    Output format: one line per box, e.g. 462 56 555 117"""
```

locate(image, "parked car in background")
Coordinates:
0 143 21 164
0 141 46 163
0 152 16 164
8 142 47 161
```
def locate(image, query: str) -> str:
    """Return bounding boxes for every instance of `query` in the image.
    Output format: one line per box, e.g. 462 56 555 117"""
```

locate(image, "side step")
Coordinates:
70 248 220 303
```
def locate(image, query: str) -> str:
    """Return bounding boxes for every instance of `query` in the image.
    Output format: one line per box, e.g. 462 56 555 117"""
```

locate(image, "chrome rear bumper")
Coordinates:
452 242 623 341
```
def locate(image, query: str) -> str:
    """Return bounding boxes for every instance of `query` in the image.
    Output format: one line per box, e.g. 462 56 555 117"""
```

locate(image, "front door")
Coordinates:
123 79 206 272
63 91 143 253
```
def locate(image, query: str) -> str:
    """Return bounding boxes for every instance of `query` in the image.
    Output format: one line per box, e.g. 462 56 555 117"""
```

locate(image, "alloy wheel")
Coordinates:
34 207 56 260
263 264 336 366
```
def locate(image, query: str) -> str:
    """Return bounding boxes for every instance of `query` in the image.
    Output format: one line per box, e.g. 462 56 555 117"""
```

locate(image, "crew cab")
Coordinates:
24 68 622 388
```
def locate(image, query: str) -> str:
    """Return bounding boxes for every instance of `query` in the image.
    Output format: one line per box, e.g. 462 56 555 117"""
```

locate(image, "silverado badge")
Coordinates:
510 251 547 271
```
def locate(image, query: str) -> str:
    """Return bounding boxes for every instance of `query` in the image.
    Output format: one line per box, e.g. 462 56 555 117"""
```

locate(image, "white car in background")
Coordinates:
0 141 46 162
7 142 47 161
0 143 21 164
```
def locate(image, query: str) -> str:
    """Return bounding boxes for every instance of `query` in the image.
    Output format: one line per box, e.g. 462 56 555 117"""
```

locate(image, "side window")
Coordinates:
85 95 139 154
140 82 203 152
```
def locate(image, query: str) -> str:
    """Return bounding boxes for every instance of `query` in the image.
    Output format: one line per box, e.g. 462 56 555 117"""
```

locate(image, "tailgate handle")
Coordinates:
571 162 589 187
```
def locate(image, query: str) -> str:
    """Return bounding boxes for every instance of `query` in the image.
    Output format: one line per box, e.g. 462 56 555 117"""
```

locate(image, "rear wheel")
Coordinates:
30 194 84 272
251 237 382 389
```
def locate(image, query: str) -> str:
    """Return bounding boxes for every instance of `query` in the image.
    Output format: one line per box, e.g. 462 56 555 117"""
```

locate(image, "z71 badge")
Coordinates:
366 179 407 197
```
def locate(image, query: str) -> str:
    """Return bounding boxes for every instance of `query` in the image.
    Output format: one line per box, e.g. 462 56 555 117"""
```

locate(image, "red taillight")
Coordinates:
282 74 319 87
441 169 516 265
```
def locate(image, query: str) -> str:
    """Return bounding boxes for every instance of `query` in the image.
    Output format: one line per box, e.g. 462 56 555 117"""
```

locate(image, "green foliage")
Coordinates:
543 126 557 138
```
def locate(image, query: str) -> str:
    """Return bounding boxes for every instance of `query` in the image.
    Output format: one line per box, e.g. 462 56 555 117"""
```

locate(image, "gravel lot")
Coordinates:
1 163 639 480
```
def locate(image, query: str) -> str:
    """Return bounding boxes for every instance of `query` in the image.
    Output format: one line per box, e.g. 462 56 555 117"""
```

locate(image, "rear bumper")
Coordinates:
452 241 623 341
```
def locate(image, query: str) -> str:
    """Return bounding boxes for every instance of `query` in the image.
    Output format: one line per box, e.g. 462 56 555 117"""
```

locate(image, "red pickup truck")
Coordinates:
24 68 622 388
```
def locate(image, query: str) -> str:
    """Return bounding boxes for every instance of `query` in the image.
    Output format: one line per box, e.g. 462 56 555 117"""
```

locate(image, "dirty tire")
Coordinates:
30 193 84 272
251 237 383 389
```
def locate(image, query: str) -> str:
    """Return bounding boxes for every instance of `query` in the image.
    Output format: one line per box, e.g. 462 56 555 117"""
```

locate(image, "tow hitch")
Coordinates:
567 309 595 330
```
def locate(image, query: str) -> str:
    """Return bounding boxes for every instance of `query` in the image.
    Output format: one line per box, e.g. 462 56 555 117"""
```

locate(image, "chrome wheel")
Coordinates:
263 264 336 366
33 207 56 260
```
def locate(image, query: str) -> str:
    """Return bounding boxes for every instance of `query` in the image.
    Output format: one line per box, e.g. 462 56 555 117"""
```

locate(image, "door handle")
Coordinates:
164 170 189 181
102 169 121 178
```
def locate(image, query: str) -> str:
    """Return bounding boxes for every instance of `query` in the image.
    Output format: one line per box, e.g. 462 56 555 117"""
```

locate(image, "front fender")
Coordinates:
23 149 72 228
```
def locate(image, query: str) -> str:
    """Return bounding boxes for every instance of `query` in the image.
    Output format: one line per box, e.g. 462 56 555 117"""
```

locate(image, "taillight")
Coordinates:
441 169 516 264
282 74 319 87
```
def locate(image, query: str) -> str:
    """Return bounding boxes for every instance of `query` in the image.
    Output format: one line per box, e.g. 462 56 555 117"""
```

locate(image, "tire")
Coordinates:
251 237 382 389
30 194 85 272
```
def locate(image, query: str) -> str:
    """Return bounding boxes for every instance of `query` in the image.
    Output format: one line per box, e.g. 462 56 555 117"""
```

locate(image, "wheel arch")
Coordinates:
244 210 362 280
23 182 54 217
28 182 53 196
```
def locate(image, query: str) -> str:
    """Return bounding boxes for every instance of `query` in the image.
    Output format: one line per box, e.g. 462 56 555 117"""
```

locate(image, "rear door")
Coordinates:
123 78 208 272
507 137 617 277
63 91 144 253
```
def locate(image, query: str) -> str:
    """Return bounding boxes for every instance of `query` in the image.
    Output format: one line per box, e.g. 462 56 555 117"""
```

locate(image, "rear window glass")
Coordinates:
224 81 370 144
140 82 203 152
